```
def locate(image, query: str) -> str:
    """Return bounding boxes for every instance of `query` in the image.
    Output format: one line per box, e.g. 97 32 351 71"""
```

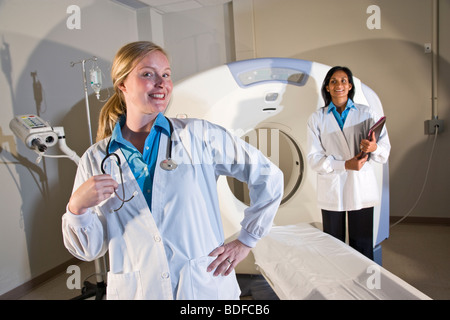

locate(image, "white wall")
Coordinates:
163 3 235 82
0 0 138 296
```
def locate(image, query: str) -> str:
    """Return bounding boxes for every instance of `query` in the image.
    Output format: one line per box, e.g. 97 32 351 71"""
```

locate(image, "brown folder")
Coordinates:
359 116 386 158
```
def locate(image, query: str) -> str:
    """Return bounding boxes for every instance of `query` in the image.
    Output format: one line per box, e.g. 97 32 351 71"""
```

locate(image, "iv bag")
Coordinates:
90 65 102 99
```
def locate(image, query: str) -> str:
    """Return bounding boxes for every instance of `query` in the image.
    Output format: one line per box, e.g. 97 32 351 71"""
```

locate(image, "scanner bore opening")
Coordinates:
227 128 304 205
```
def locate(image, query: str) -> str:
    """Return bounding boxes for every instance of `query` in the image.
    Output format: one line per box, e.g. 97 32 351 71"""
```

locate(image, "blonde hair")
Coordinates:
96 41 169 142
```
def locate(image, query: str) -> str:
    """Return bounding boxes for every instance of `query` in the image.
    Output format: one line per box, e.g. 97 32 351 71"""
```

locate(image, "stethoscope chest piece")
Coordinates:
160 158 178 171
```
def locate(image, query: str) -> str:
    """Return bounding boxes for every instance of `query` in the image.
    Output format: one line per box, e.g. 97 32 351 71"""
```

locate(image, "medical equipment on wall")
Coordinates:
9 114 80 164
10 113 106 300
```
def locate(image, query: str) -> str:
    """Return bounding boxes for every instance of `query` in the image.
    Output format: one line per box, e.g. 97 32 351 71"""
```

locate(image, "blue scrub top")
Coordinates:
327 99 356 130
109 112 171 210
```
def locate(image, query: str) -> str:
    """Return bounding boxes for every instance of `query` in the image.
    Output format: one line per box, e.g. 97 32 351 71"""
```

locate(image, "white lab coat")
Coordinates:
62 118 283 300
306 103 390 211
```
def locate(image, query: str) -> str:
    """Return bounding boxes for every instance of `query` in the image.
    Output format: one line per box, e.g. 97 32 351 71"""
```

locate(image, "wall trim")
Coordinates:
0 257 80 300
390 216 450 225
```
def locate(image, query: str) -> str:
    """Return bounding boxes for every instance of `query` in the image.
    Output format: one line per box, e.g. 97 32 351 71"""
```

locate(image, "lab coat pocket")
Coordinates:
357 167 379 205
317 173 340 207
106 270 144 300
177 256 241 300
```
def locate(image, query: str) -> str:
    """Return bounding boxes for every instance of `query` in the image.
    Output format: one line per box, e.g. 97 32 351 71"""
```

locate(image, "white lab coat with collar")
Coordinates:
306 103 390 211
62 118 283 300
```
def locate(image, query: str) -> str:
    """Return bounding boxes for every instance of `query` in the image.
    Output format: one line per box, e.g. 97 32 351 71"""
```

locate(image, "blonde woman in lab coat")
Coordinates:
62 41 283 299
307 66 390 260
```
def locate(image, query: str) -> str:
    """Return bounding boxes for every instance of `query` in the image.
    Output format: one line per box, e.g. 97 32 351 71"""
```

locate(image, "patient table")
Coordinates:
252 223 431 300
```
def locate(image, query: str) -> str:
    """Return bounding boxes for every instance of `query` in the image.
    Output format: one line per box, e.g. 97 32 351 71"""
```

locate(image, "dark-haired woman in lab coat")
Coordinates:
306 66 390 260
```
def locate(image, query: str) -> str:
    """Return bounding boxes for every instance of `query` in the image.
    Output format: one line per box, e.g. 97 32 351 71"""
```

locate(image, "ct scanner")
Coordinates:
165 58 430 300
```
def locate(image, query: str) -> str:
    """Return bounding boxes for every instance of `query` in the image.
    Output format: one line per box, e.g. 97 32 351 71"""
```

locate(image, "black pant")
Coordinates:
321 207 374 260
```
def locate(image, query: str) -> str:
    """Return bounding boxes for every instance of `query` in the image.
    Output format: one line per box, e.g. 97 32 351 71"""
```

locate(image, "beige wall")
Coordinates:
234 0 450 219
0 0 139 296
0 0 233 297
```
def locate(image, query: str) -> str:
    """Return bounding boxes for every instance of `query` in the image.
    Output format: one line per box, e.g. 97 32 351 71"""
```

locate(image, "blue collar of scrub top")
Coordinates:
108 112 171 154
109 115 129 153
327 99 356 130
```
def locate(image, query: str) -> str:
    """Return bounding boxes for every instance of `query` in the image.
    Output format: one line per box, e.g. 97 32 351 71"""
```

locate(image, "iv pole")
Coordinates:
70 57 96 145
70 56 107 300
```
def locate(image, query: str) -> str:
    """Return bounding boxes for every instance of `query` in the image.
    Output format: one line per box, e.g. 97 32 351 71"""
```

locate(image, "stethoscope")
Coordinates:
159 117 178 171
100 117 178 211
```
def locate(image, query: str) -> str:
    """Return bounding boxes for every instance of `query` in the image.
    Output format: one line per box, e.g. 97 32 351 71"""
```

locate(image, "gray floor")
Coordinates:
381 222 450 300
18 222 450 300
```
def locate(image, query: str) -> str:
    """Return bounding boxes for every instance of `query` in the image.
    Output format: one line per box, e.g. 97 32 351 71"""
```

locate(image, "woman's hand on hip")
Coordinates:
207 240 251 276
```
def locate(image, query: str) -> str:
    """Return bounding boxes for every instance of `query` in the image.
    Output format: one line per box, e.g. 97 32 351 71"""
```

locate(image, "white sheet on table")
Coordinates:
252 223 431 300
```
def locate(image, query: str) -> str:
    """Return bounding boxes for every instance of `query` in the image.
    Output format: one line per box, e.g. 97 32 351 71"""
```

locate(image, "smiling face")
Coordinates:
119 50 173 118
326 70 353 105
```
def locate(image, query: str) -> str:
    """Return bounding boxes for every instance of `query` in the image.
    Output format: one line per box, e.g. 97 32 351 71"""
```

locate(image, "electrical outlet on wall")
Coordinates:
424 118 444 134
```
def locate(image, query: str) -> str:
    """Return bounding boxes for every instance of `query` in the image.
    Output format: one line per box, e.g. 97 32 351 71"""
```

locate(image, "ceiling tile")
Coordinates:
139 0 189 7
196 0 230 5
155 1 202 14
112 0 231 13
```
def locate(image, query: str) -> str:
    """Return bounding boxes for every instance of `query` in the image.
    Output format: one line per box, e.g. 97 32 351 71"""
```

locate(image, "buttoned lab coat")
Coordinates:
62 118 284 300
307 103 390 211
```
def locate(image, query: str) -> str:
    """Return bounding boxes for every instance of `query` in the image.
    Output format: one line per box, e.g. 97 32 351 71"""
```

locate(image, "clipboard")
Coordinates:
359 116 386 158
